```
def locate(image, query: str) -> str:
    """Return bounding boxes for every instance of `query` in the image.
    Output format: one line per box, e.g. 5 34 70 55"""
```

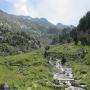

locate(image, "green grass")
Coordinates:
0 43 90 89
49 43 82 53
48 43 90 90
70 62 90 85
0 50 53 90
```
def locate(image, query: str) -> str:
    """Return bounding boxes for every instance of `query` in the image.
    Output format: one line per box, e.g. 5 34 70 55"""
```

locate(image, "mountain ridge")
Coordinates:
0 9 74 29
0 9 74 45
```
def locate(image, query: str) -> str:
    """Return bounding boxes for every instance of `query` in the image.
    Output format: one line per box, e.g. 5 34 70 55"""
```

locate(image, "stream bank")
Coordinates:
48 53 86 90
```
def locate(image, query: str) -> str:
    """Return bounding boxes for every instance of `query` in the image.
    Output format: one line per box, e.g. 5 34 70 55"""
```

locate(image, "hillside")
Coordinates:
0 50 53 90
71 11 90 45
0 27 41 56
0 49 69 90
77 11 90 45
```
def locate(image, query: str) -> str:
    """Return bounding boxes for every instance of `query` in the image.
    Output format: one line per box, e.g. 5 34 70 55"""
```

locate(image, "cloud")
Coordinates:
36 0 90 25
5 0 90 25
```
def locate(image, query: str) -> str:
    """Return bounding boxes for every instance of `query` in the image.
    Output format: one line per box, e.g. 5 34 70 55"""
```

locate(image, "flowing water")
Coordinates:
49 57 86 90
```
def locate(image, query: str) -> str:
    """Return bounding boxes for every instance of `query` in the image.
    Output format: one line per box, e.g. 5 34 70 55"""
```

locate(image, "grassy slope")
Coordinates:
49 43 90 89
0 50 53 90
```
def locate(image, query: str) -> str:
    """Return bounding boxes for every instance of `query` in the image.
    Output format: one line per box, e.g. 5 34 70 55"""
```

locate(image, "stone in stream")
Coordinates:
65 86 85 90
4 84 10 90
64 68 73 79
0 84 4 90
27 87 32 90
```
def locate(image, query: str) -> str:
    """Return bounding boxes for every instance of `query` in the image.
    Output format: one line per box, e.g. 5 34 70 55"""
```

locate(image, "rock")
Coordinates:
27 87 32 90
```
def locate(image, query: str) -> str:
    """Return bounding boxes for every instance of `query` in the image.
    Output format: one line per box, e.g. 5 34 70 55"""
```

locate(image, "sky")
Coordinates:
0 0 90 26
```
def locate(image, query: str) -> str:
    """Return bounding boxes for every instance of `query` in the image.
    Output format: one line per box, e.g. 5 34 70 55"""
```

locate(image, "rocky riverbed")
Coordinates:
49 56 86 90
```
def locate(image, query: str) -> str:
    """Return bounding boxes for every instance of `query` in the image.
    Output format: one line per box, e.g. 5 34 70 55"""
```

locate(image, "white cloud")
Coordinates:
5 0 90 25
36 0 90 25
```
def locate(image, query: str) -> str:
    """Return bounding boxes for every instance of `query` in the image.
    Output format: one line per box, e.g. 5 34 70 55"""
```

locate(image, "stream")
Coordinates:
49 57 86 90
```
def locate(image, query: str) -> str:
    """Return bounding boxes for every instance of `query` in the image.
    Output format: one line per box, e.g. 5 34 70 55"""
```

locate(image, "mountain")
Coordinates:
56 23 74 29
56 23 68 29
77 11 90 45
0 9 74 55
70 11 90 45
0 10 42 55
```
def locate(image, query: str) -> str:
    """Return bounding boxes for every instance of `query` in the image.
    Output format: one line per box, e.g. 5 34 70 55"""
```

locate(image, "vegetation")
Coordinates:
0 27 41 56
0 50 54 90
51 27 73 44
71 11 90 45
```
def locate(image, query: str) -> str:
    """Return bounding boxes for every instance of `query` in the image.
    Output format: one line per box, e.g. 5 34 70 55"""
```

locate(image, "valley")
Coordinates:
0 9 90 90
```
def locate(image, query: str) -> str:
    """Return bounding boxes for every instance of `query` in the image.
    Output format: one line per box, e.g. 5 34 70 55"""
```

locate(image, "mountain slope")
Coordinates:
0 10 74 44
0 9 74 55
77 11 90 45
